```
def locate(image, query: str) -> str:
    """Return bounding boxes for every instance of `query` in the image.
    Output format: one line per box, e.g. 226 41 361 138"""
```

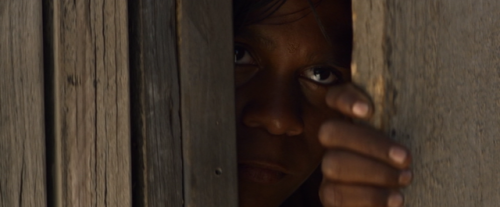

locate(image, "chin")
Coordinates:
237 173 304 207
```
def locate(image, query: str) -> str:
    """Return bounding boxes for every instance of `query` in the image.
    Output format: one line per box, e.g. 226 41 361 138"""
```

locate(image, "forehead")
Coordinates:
237 23 326 66
238 0 349 48
243 0 322 28
236 0 352 67
248 0 350 24
240 0 351 39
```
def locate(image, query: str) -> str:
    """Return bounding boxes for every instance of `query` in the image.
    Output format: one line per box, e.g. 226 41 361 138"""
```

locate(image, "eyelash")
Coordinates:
299 66 344 85
234 44 257 66
234 44 345 85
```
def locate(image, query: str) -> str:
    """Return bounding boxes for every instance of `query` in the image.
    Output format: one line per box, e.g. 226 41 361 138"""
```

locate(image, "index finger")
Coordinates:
319 120 412 169
326 83 374 120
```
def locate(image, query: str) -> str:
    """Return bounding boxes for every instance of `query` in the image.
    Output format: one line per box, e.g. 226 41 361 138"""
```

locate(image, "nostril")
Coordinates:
241 102 304 136
266 119 304 136
243 113 304 136
266 125 302 136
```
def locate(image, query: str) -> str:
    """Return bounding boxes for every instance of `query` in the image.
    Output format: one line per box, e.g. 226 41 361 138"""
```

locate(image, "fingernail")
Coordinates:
399 170 412 185
352 102 369 117
387 192 403 207
389 147 407 164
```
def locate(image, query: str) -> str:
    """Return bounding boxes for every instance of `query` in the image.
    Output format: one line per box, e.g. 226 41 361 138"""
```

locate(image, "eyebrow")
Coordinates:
235 29 277 50
236 29 347 69
306 50 350 70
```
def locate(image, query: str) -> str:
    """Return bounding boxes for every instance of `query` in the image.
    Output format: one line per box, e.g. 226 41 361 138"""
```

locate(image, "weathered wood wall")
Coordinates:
129 0 184 206
177 0 238 206
352 0 500 206
3 0 237 206
44 0 131 206
0 1 47 206
129 0 238 206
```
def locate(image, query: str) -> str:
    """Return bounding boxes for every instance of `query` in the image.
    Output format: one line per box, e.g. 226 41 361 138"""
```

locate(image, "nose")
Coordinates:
242 82 304 136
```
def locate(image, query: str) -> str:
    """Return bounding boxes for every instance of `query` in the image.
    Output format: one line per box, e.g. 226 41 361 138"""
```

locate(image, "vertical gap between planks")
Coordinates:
174 0 187 206
42 0 62 206
42 0 54 205
127 0 146 206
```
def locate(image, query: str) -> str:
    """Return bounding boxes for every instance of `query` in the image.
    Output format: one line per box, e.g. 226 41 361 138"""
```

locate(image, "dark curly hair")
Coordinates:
232 0 333 46
233 0 343 54
233 0 287 33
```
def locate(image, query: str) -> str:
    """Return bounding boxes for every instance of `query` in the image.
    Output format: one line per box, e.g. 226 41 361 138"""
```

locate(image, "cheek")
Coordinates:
300 95 342 164
294 108 331 174
235 82 256 122
299 79 329 107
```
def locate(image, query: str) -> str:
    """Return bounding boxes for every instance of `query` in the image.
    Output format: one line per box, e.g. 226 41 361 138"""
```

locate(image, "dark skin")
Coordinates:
235 0 412 206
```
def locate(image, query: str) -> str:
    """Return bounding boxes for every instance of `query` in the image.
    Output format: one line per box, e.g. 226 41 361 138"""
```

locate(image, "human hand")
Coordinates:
318 84 412 207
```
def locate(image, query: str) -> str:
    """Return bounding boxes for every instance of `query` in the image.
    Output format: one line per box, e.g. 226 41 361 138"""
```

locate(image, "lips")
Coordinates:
238 162 288 184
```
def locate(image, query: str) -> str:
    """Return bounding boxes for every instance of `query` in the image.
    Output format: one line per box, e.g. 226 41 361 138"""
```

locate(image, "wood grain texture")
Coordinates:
351 0 390 131
45 0 131 206
128 0 184 206
178 0 239 206
352 0 500 206
130 0 237 206
0 1 46 206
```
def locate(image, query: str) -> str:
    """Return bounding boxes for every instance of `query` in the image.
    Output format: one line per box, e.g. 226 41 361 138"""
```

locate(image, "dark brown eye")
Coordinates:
303 67 341 85
234 45 255 65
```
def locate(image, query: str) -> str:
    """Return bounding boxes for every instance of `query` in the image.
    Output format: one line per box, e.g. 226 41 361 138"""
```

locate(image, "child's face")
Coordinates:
234 0 352 206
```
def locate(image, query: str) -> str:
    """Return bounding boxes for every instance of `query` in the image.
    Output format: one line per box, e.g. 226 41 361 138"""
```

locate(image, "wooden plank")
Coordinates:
130 0 238 205
44 0 131 206
350 0 389 131
352 0 500 206
128 0 184 206
0 1 46 206
177 0 238 206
